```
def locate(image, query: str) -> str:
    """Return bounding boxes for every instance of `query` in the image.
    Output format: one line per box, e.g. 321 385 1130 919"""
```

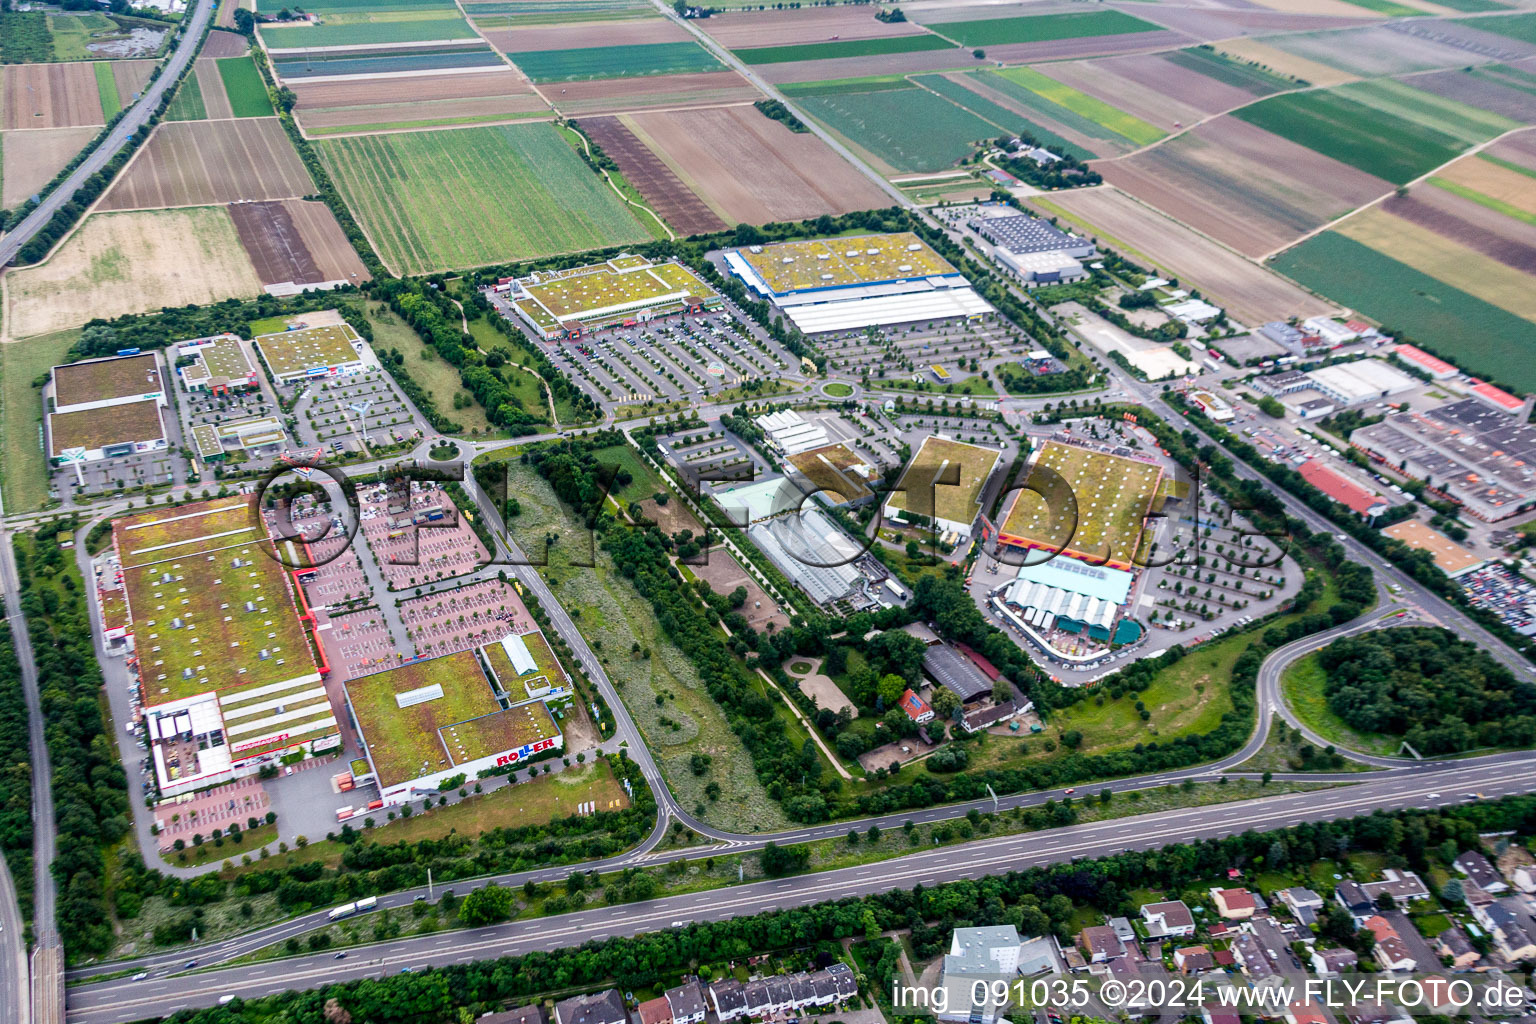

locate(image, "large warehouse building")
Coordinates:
499 254 721 341
749 506 868 609
964 204 1095 284
885 435 1002 537
177 334 260 395
112 498 336 798
1351 398 1536 522
46 352 169 466
723 232 992 334
255 321 370 384
999 556 1136 644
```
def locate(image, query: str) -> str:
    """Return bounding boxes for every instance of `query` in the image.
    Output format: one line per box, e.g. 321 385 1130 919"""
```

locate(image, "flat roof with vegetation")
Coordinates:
49 399 164 456
514 255 716 332
255 321 362 379
737 232 956 295
787 442 874 503
347 649 560 789
183 335 256 386
53 353 162 408
887 435 1000 526
114 498 317 703
999 440 1163 567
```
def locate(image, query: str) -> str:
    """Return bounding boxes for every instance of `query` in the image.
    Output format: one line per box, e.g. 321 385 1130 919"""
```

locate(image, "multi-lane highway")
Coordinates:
67 754 1536 1024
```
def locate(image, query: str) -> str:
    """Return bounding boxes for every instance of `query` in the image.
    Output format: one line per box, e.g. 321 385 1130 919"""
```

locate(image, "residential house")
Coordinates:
1511 865 1536 894
1212 949 1235 968
1230 933 1279 983
637 998 673 1024
899 689 934 724
1279 887 1325 927
1211 888 1257 920
1078 925 1125 963
1463 878 1496 911
1286 1000 1330 1024
1455 851 1508 894
825 963 859 1000
1335 881 1375 925
1174 946 1214 973
480 1008 546 1024
709 981 747 1023
1437 926 1481 969
1141 901 1196 939
942 925 1022 1023
1202 1011 1241 1024
740 981 770 1019
555 991 629 1024
1365 916 1416 972
1482 903 1536 962
665 980 707 1024
1108 917 1136 945
1342 1004 1413 1024
1361 869 1431 906
1312 948 1359 975
961 701 1022 734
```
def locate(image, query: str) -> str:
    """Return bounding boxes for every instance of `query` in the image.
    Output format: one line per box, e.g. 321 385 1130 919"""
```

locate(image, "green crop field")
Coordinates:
1429 0 1506 9
1271 232 1536 390
164 70 206 120
1 329 79 514
1233 88 1467 184
991 66 1163 146
779 75 909 96
736 34 954 65
796 83 1000 173
46 12 119 60
94 61 122 117
0 11 54 61
1460 11 1536 43
910 73 1093 160
506 41 719 81
216 56 274 116
1339 78 1517 146
318 123 648 275
925 9 1160 47
260 12 475 48
1337 0 1422 16
1166 46 1294 94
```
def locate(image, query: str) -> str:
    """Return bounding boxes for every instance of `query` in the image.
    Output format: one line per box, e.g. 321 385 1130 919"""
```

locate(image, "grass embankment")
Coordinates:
1282 651 1402 757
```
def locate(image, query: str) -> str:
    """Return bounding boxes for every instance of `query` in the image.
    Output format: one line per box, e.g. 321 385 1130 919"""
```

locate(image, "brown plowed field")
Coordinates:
202 28 250 58
3 63 104 129
1087 52 1258 115
582 115 725 236
1099 116 1390 257
292 69 540 109
111 60 157 101
484 17 688 52
1129 5 1377 38
701 6 928 48
195 59 234 119
1038 60 1206 133
1408 68 1536 123
1438 151 1536 217
230 199 369 287
624 104 889 225
216 0 253 30
2 125 97 207
549 70 759 115
298 95 550 132
99 119 314 211
1385 188 1536 276
1031 185 1333 325
1490 129 1536 168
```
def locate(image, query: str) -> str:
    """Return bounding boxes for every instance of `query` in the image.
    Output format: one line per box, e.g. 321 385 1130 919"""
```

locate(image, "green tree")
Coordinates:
458 883 514 926
877 673 908 707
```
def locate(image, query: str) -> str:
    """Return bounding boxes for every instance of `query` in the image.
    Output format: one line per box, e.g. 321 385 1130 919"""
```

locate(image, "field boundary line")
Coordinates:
557 121 674 241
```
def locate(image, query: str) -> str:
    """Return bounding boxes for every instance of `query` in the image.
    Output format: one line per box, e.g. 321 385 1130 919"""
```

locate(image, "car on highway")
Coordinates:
1063 788 1075 795
401 966 414 974
184 961 198 970
132 973 148 981
334 952 347 960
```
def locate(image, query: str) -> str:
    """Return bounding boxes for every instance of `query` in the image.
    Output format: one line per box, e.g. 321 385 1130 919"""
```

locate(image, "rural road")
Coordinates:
0 0 215 268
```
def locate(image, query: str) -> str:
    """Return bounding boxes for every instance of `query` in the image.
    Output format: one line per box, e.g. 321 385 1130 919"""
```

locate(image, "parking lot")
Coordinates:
358 484 487 591
53 446 178 501
820 315 1019 386
401 578 532 661
295 368 422 453
1461 563 1536 635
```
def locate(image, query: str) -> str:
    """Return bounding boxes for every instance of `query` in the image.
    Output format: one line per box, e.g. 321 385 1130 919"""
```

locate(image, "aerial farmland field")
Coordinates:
736 34 954 65
547 70 759 117
1272 231 1536 389
273 45 505 80
792 80 1000 173
1162 46 1296 95
918 10 1161 47
100 119 312 211
217 56 275 117
1411 64 1536 123
1233 87 1470 184
290 69 548 133
503 40 721 81
316 123 649 275
259 5 476 49
991 65 1163 147
2 125 97 208
701 5 933 48
911 73 1092 160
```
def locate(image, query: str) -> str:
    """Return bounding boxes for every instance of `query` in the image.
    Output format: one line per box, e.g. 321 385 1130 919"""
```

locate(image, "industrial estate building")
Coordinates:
964 204 1094 284
255 321 369 384
996 557 1137 645
1251 359 1416 419
885 435 1002 537
112 498 335 798
498 254 721 341
1351 398 1536 522
1381 521 1484 576
785 442 877 507
723 232 992 334
190 416 289 462
749 506 868 609
177 334 260 395
755 409 829 457
46 352 169 465
1297 460 1387 519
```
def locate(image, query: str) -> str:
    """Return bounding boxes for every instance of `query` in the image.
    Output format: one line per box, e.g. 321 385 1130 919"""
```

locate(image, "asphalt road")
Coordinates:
0 851 28 1024
67 755 1536 1024
0 0 214 267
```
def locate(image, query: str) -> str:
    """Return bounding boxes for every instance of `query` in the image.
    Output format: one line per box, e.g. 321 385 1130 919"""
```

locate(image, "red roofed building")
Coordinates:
1298 460 1386 518
638 998 673 1024
955 643 1001 681
899 688 934 724
1212 887 1257 919
1392 344 1457 380
1468 379 1525 414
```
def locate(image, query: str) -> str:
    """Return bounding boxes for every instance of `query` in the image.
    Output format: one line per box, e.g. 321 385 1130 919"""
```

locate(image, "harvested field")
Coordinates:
754 48 988 85
3 62 103 130
5 208 262 340
1033 59 1206 134
2 125 96 208
216 0 253 30
194 59 233 119
300 95 552 133
1381 187 1536 276
483 17 689 52
701 6 929 48
1335 207 1536 320
1266 24 1496 74
1272 231 1535 387
737 35 954 65
506 40 720 82
316 122 649 274
1031 186 1334 325
580 116 725 236
1396 18 1536 60
1212 37 1359 85
201 28 249 57
293 68 540 108
229 199 370 288
545 70 760 116
917 10 1161 46
99 119 313 211
624 104 889 223
1407 64 1536 123
111 59 155 100
1098 116 1391 257
1490 129 1536 168
941 29 1189 67
1128 5 1378 37
1437 150 1536 217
